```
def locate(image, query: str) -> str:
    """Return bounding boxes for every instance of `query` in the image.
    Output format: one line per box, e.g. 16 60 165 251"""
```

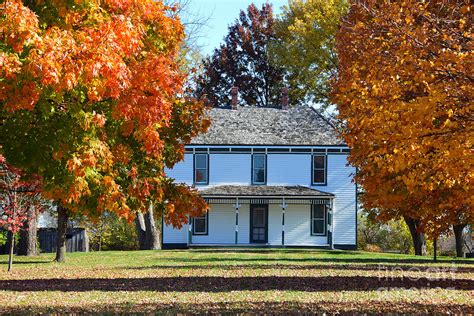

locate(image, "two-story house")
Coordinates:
164 93 357 249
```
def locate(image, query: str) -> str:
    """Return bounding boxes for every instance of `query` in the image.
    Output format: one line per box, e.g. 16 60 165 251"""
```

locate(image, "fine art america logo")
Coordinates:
377 264 458 291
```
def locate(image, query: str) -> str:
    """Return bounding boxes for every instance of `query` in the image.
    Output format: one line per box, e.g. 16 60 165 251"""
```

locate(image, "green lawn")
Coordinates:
0 249 472 313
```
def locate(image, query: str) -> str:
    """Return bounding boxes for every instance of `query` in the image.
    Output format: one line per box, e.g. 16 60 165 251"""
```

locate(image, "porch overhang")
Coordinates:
198 185 334 205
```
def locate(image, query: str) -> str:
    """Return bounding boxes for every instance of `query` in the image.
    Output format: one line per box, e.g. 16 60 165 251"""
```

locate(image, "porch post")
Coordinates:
234 197 240 244
281 197 287 246
328 198 334 249
188 216 193 246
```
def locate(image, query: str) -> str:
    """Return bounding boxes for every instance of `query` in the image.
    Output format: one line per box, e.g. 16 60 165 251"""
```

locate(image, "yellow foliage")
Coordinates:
332 0 473 236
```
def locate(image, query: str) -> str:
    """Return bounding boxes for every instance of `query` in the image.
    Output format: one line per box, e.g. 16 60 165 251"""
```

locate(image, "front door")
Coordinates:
250 204 268 243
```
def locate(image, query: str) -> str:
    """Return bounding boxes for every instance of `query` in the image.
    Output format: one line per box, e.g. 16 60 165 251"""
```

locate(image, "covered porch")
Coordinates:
188 185 335 248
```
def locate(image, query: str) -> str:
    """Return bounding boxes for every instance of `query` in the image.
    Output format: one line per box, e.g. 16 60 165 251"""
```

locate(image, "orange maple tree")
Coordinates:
0 0 209 261
332 0 473 252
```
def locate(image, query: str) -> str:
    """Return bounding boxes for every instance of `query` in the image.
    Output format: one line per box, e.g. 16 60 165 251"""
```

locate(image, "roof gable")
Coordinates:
191 106 343 146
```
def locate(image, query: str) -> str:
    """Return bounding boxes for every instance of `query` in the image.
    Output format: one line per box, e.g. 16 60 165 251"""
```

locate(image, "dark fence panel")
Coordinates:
38 228 89 253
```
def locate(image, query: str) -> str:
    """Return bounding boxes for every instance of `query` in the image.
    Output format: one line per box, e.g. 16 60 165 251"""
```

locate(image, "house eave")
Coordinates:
187 143 348 147
200 195 335 199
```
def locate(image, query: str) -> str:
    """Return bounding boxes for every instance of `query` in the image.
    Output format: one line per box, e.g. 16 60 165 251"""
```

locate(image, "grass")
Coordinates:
0 248 472 314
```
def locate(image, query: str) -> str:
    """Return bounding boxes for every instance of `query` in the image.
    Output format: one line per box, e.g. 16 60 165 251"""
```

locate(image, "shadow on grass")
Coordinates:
158 256 474 265
188 248 340 254
125 263 474 273
1 300 473 314
0 260 50 265
0 275 472 292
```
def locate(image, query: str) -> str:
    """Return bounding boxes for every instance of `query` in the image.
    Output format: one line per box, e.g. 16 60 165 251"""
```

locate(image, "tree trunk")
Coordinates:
144 204 161 250
156 211 163 250
7 231 14 272
433 238 437 262
55 205 69 263
135 212 147 250
18 207 38 256
97 218 105 252
453 224 466 258
404 216 426 256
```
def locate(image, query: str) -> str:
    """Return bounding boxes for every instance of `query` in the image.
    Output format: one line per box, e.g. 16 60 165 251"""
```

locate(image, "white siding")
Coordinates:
163 223 188 244
268 205 283 245
165 153 252 185
165 154 193 184
237 205 250 244
267 154 311 185
325 154 356 246
284 204 328 246
210 154 251 185
191 204 235 244
37 209 57 228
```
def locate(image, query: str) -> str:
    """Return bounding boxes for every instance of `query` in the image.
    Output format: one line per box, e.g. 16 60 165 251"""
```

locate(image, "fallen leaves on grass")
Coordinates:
0 250 472 314
0 275 472 292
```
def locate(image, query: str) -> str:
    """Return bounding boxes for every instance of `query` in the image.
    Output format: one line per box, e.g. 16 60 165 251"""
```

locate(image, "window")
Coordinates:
252 154 266 184
194 154 208 184
193 212 208 235
312 155 326 185
311 204 326 235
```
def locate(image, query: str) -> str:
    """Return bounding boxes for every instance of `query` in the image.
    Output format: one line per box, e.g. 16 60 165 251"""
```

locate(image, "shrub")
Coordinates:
358 213 413 254
0 230 6 247
84 212 138 251
439 249 456 257
364 244 382 253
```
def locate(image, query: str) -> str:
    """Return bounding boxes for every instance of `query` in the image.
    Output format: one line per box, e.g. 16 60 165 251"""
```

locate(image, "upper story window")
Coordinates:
311 204 326 236
194 154 208 185
312 155 326 185
193 212 208 235
252 154 266 185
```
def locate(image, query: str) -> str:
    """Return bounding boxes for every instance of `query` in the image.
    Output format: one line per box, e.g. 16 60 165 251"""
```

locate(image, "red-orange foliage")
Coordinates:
0 155 43 234
0 0 210 225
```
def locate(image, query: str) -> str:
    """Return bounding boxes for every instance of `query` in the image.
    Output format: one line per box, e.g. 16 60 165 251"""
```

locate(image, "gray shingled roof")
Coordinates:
199 185 334 197
191 106 343 145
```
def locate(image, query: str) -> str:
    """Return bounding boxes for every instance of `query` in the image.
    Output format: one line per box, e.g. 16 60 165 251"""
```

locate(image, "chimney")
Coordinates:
231 86 238 109
281 87 289 110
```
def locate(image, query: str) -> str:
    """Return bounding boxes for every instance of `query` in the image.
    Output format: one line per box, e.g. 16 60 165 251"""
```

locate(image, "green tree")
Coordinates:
358 213 418 255
85 212 138 251
271 0 348 109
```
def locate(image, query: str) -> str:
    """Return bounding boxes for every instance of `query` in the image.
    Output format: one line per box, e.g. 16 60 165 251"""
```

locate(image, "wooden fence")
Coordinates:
38 228 89 253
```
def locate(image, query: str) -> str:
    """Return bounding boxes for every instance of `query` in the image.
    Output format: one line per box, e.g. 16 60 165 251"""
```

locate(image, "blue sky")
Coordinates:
187 0 287 55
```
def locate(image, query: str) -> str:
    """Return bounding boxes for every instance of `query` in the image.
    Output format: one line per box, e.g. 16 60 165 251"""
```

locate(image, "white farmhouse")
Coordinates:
164 96 357 249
